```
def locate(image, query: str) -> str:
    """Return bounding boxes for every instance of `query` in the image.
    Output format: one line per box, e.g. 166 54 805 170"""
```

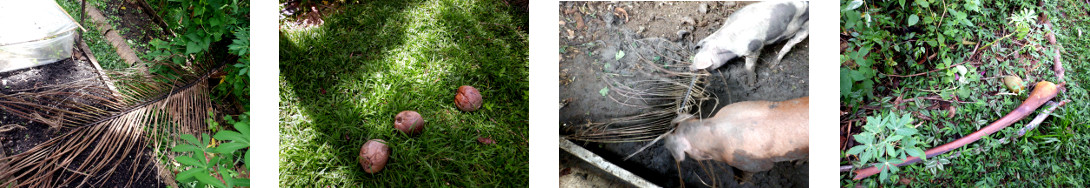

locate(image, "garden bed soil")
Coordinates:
559 1 809 187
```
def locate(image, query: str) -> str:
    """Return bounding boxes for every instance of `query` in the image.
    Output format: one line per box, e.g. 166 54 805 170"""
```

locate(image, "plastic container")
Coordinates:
0 1 79 73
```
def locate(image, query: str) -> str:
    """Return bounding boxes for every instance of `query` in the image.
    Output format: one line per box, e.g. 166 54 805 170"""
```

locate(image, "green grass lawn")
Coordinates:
278 0 528 186
841 0 1090 186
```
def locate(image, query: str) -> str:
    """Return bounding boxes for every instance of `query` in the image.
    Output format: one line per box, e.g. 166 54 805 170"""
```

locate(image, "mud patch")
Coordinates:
559 1 808 187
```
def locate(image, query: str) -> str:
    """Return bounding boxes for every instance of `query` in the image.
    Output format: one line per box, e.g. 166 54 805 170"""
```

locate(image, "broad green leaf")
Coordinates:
194 172 227 188
908 14 919 26
215 142 249 154
850 69 866 81
225 174 235 188
176 156 206 167
906 147 926 159
181 134 200 145
886 144 896 157
235 118 250 138
210 16 222 27
855 45 872 67
841 68 853 95
896 127 918 136
599 87 609 97
917 0 929 7
214 131 248 143
848 145 867 155
176 168 205 182
236 178 251 186
846 0 864 10
186 41 203 54
173 144 202 153
615 50 625 61
860 150 873 164
854 133 874 145
245 150 250 169
903 137 917 146
201 133 211 145
879 164 890 182
888 135 904 142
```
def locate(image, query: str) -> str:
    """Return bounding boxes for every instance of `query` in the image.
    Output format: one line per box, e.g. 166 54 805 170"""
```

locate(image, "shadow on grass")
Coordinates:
279 0 528 186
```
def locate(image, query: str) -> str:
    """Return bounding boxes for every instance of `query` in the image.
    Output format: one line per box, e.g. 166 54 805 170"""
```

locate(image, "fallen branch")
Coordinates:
840 99 1069 173
1041 0 1065 81
852 81 1059 180
560 138 659 188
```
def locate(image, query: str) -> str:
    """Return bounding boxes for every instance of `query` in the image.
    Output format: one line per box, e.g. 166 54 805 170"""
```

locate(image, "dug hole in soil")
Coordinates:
559 2 808 187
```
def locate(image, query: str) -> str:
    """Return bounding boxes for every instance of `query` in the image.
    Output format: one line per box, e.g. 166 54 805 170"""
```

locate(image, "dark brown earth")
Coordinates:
559 1 808 187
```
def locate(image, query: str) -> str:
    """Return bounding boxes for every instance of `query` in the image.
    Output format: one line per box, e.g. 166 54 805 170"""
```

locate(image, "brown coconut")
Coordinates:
455 85 482 112
358 139 389 173
394 110 425 135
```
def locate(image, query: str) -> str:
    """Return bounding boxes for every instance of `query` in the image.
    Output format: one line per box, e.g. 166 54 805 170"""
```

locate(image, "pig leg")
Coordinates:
743 53 760 88
770 26 809 68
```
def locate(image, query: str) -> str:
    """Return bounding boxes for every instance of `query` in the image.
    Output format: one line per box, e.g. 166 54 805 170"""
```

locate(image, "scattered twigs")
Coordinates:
852 81 1059 180
976 33 1015 53
885 61 968 78
899 95 976 104
0 124 27 133
1011 100 1068 139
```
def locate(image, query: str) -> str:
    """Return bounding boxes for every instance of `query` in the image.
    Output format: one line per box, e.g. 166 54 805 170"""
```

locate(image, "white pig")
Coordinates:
691 1 809 87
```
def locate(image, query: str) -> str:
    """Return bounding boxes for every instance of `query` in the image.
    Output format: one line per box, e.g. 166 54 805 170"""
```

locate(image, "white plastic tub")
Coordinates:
0 1 79 73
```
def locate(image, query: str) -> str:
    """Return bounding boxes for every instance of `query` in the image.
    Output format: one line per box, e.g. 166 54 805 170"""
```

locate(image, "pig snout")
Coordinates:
662 134 690 162
690 45 737 71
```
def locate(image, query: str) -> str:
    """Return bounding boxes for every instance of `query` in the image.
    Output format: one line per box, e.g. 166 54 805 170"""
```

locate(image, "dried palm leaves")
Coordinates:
564 38 714 144
0 61 221 187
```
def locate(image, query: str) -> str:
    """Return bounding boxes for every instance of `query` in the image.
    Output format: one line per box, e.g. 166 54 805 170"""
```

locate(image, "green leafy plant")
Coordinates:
146 0 249 75
219 27 251 106
1008 8 1037 40
847 111 926 183
174 112 250 188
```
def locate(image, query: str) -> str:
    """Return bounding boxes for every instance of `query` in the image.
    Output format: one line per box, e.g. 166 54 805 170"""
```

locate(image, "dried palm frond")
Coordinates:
565 38 715 143
0 60 221 187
